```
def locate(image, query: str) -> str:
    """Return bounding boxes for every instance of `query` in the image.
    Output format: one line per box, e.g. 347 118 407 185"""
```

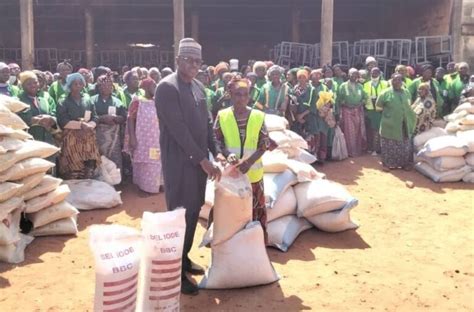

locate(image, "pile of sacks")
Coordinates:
0 95 78 264
200 114 359 261
414 99 474 183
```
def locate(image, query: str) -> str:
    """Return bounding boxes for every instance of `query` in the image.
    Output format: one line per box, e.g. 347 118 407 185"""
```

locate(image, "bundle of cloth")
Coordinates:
414 98 474 183
0 95 77 264
200 114 359 257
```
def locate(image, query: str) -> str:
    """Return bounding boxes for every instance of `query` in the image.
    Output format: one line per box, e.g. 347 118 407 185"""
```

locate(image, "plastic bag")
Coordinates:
331 126 348 161
98 156 122 186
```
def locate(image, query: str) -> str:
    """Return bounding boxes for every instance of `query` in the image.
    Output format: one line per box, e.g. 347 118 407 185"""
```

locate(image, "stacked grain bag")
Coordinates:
200 114 359 254
415 99 474 183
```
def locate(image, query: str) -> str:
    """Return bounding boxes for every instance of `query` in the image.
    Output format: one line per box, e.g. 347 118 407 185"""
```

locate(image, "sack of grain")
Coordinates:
0 111 28 130
269 130 308 149
445 121 460 133
459 124 474 131
89 224 142 312
276 146 300 158
413 127 447 150
264 170 298 207
459 114 474 125
0 158 55 182
454 102 474 114
199 204 212 220
444 110 468 122
0 182 22 203
306 203 359 232
456 130 474 153
24 184 70 213
262 150 289 173
64 179 122 210
199 221 279 289
290 148 317 164
0 234 34 264
465 153 474 167
137 209 186 312
416 155 466 171
0 206 22 245
30 215 78 237
0 127 32 140
0 140 59 172
284 130 309 149
212 168 252 246
0 94 29 113
0 197 24 221
265 114 288 131
267 215 313 252
462 172 474 183
286 159 325 182
418 136 468 158
0 137 24 154
266 187 297 222
24 175 62 201
98 156 121 186
415 162 472 182
27 200 79 228
14 172 45 197
294 179 356 218
432 119 447 128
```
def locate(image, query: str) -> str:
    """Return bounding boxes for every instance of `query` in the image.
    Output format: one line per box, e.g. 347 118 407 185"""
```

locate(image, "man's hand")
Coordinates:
200 159 221 181
226 153 239 165
100 115 115 125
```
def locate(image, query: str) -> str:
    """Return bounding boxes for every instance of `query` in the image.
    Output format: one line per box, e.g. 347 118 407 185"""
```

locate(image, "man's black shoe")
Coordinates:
184 260 205 275
181 276 199 296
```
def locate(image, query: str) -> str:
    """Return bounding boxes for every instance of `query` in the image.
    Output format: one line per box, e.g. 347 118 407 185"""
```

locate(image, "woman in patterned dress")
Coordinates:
411 83 437 135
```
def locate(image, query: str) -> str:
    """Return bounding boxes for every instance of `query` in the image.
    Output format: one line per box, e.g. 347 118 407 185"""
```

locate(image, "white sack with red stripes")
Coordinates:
89 224 142 312
137 209 186 312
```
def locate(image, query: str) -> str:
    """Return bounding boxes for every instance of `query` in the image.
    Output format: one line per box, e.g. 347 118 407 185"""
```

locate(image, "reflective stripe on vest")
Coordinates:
218 107 265 183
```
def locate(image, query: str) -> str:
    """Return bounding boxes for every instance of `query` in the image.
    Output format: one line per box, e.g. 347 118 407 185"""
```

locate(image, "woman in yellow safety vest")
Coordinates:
214 77 276 243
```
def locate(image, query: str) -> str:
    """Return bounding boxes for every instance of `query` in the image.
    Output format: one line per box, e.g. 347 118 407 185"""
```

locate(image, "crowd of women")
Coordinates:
0 56 472 192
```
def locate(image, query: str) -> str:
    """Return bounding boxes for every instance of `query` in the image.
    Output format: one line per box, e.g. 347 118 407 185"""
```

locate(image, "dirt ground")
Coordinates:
0 155 473 311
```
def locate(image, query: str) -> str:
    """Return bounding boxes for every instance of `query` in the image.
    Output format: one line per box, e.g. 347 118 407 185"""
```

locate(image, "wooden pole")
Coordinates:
320 0 334 67
84 6 95 68
291 8 300 42
191 10 199 41
173 0 185 66
20 0 34 69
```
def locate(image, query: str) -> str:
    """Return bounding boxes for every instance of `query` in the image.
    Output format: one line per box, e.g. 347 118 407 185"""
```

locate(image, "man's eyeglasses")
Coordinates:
180 56 203 66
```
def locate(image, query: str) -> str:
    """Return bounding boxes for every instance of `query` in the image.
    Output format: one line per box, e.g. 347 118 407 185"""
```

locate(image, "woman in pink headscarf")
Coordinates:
124 78 163 194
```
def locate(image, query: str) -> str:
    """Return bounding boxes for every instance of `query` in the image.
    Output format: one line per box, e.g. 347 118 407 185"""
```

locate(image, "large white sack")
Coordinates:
286 159 325 182
27 200 79 228
0 126 32 140
306 204 359 233
266 187 297 222
0 197 24 221
269 130 308 149
0 234 34 264
14 172 45 197
432 119 447 128
454 102 474 114
64 179 122 210
413 127 447 150
456 130 474 153
294 179 357 218
459 114 474 125
415 162 472 182
285 130 309 149
418 136 468 158
0 207 22 245
24 184 70 213
24 175 62 201
465 153 474 167
276 146 300 158
290 148 317 164
0 110 28 130
212 169 252 246
267 215 313 252
0 182 22 202
265 114 288 131
0 157 55 182
264 170 298 207
459 124 474 131
30 215 78 237
445 121 460 133
262 150 289 173
89 224 142 312
0 94 29 113
199 221 279 289
462 172 474 183
444 110 468 123
0 137 24 154
205 179 214 206
0 140 59 172
416 155 466 171
98 156 121 186
199 204 212 220
137 209 186 312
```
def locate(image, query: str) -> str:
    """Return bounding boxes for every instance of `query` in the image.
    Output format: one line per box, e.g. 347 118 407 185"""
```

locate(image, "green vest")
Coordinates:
218 107 265 183
363 79 389 110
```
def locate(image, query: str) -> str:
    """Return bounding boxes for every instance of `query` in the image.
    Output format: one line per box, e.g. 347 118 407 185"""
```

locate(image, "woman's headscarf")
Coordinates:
65 72 85 92
96 72 113 86
297 69 309 80
140 78 155 90
19 71 37 86
228 77 250 91
267 65 284 77
252 61 267 72
316 91 334 110
123 71 134 84
214 62 230 76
